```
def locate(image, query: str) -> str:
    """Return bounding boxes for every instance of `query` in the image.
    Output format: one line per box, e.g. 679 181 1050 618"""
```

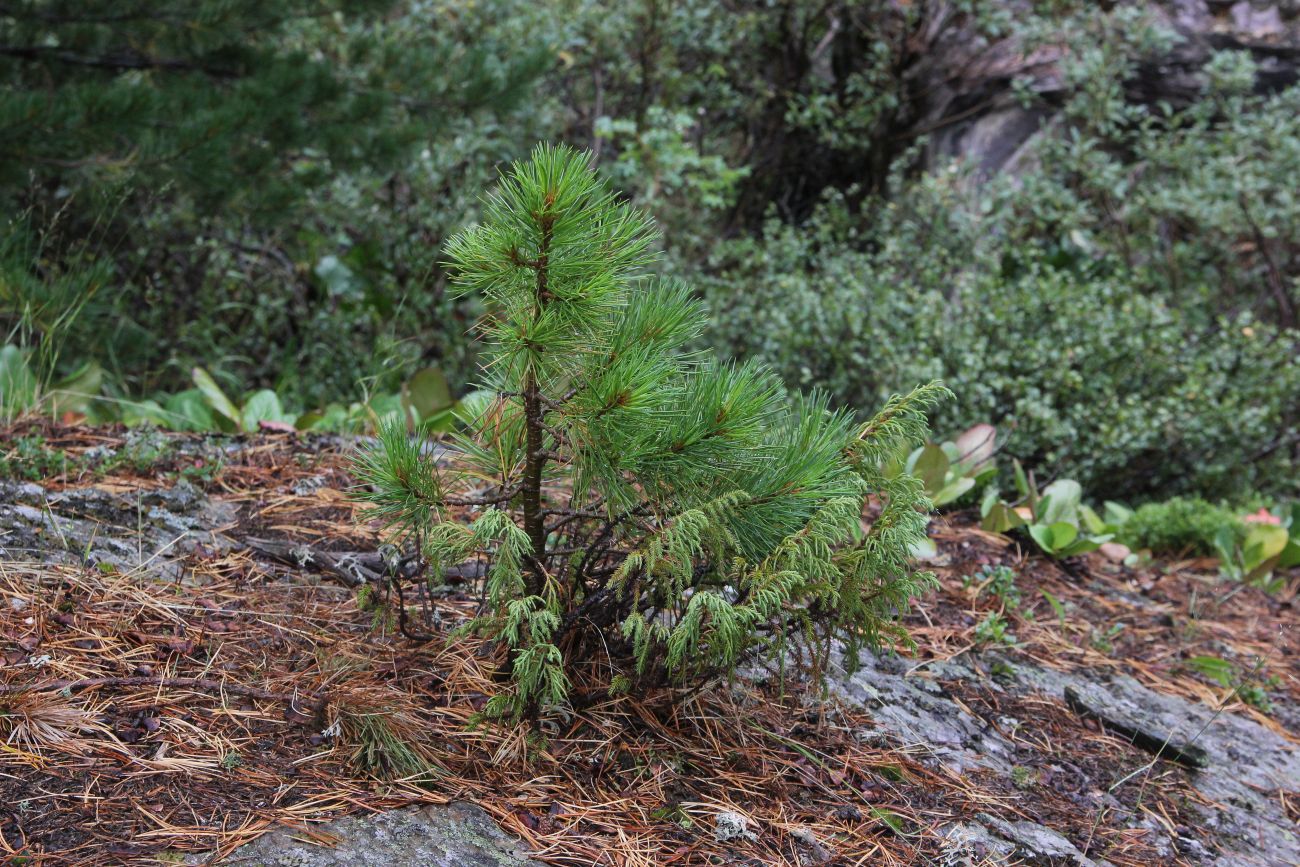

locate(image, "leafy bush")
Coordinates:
705 67 1300 501
1116 498 1244 557
356 146 944 716
1 1 553 407
981 472 1116 560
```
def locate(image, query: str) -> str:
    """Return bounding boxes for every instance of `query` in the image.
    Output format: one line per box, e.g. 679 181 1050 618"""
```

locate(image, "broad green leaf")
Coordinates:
1079 504 1108 535
1103 501 1134 528
241 389 289 431
47 360 103 415
366 392 405 429
909 443 951 495
120 399 171 428
1047 522 1078 548
1243 524 1288 569
165 388 219 431
1278 537 1300 569
982 501 1024 534
1059 533 1109 557
1013 458 1032 500
1031 521 1080 555
932 476 976 506
1038 480 1083 525
1187 655 1235 688
406 367 453 421
1028 523 1056 553
295 410 324 431
909 535 939 561
1214 525 1239 564
980 485 1001 518
191 367 241 428
0 344 38 415
420 406 458 434
1240 524 1288 583
455 389 496 425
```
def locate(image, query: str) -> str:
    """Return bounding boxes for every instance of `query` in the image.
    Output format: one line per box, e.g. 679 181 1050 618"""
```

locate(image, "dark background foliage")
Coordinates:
2 0 1298 500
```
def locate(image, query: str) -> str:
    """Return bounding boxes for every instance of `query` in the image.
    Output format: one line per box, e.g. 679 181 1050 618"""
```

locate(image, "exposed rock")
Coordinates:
0 479 234 579
830 650 1020 777
940 820 1018 865
1005 660 1300 867
975 813 1097 866
830 648 1300 866
918 1 1300 179
207 802 542 866
941 814 1099 866
1062 682 1209 768
1232 2 1287 39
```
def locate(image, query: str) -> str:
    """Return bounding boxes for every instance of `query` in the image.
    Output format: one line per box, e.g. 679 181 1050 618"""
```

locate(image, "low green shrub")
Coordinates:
1116 498 1243 557
703 18 1300 504
704 101 1300 502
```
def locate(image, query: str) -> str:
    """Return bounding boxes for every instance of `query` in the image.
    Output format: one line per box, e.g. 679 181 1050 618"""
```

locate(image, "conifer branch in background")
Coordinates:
356 144 948 717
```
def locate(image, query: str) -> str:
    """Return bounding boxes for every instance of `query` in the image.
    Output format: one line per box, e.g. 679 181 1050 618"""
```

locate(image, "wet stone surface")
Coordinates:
200 802 543 867
831 648 1300 867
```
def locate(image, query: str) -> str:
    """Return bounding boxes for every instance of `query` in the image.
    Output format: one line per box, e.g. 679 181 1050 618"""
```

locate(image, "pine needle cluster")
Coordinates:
356 144 946 717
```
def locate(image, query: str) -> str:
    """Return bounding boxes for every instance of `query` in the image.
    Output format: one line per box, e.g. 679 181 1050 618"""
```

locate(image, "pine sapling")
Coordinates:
356 144 947 717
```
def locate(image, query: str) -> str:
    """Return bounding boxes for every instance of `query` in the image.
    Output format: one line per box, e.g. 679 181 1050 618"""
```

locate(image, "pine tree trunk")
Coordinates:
521 212 555 595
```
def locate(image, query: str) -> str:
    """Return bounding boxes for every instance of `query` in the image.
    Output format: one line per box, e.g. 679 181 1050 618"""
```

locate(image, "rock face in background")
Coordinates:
920 0 1300 177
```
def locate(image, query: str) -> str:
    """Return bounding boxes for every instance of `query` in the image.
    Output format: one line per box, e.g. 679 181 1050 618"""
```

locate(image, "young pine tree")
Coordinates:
357 144 946 717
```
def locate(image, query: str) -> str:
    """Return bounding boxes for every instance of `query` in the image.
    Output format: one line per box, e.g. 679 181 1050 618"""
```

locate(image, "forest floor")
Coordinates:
0 422 1296 866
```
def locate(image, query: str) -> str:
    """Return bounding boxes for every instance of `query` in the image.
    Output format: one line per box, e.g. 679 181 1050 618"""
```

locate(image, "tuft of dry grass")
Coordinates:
330 685 446 782
0 689 108 756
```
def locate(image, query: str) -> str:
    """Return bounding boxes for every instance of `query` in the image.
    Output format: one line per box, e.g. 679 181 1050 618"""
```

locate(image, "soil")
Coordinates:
0 420 1295 865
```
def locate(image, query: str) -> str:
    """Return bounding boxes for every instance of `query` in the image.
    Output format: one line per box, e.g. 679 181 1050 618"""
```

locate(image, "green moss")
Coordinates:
1118 497 1244 557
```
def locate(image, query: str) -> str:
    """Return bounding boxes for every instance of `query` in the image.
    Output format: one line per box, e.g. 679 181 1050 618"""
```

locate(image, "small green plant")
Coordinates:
1010 765 1037 790
335 705 441 781
981 468 1115 559
1185 655 1279 713
974 611 1015 647
177 457 224 486
1039 588 1068 631
356 145 945 718
354 583 393 632
963 563 1020 609
892 423 997 507
1214 505 1300 591
1089 623 1125 655
0 435 78 481
94 364 488 437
